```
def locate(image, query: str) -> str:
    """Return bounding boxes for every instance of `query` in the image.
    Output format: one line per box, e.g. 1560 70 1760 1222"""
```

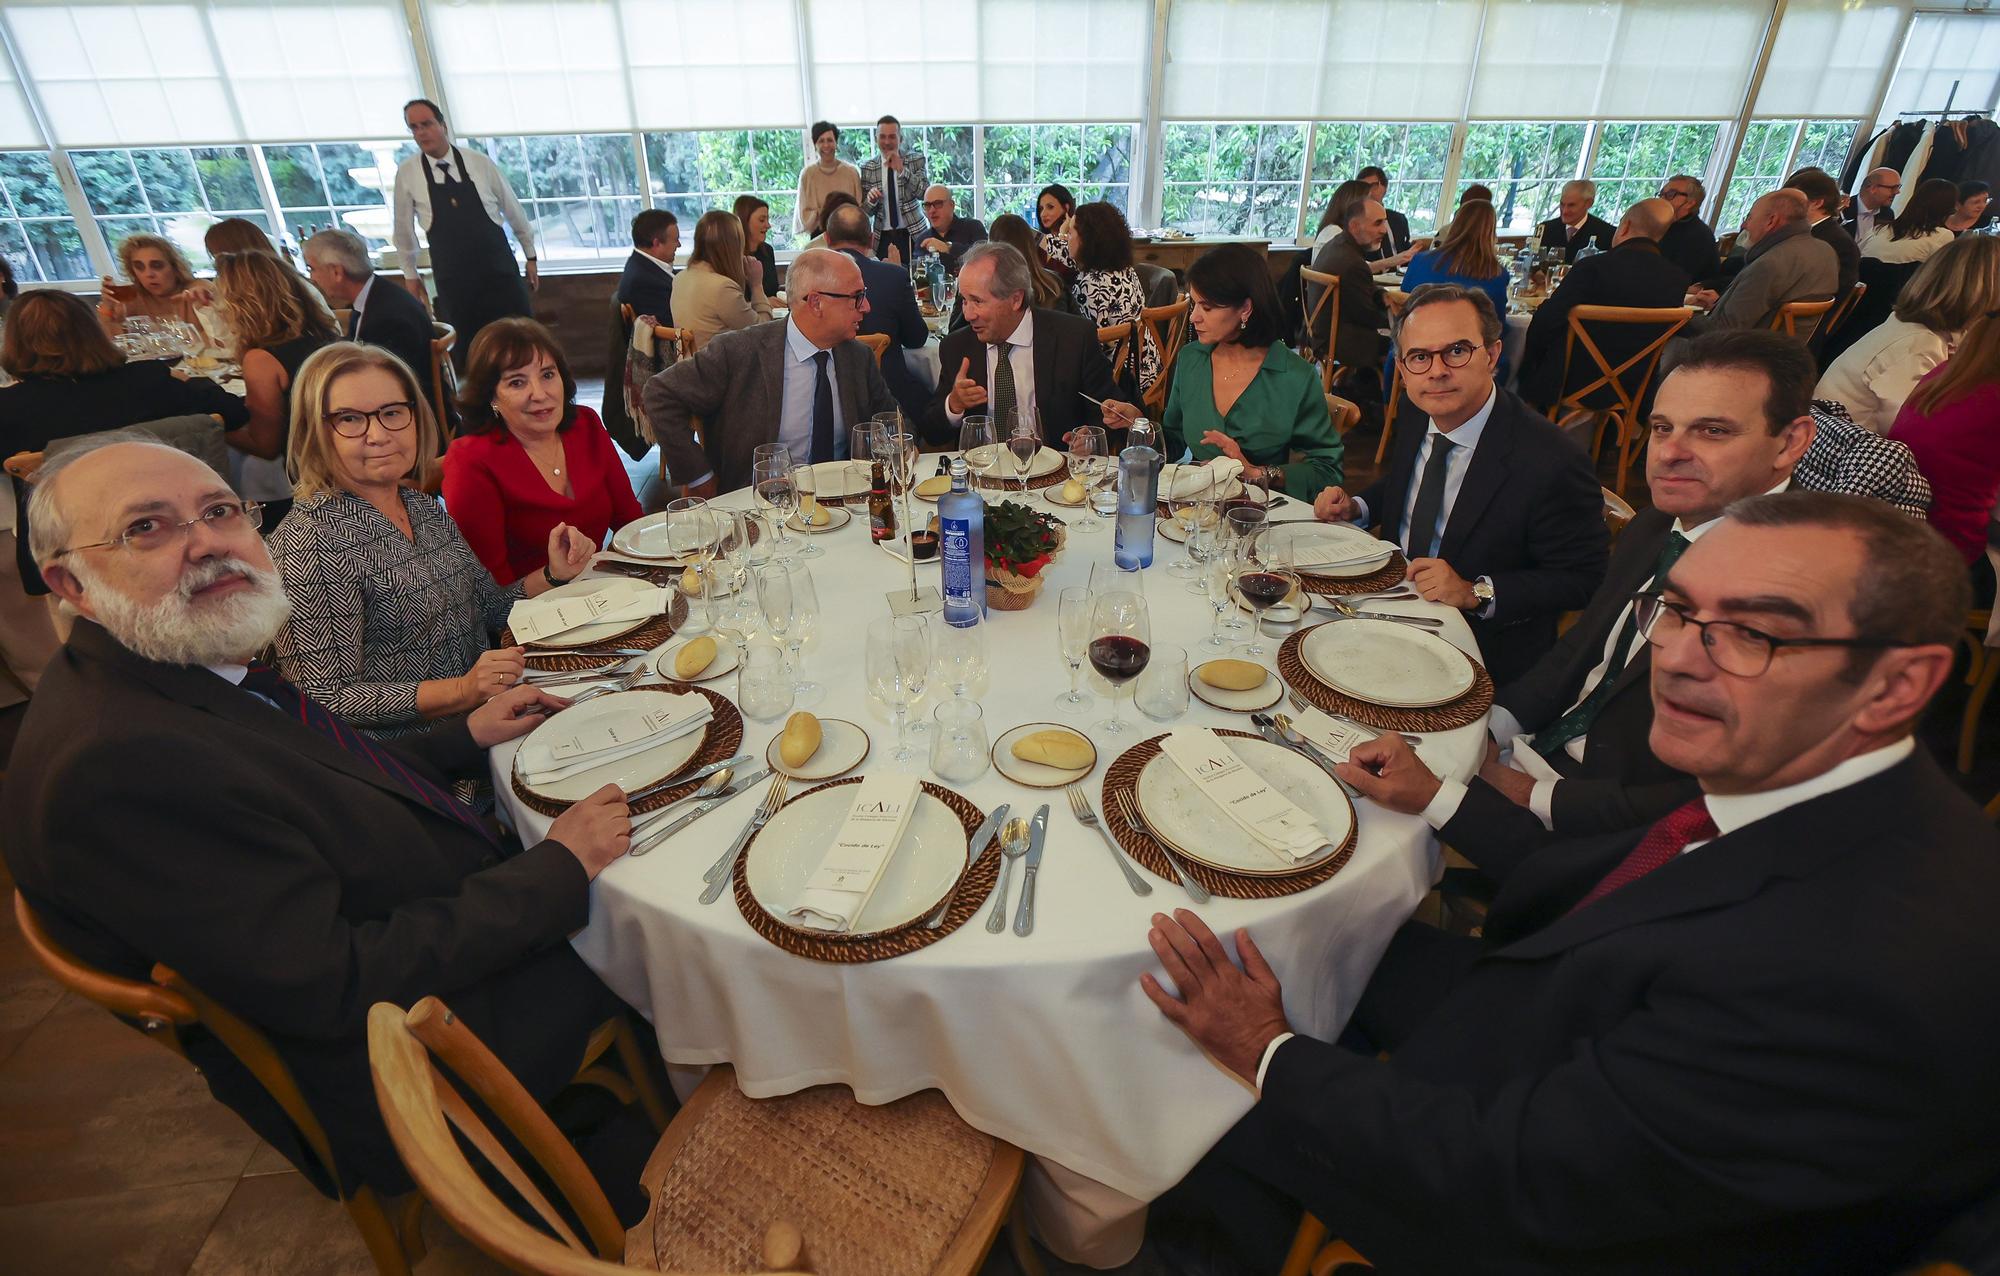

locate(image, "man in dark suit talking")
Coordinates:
1146 492 1999 1274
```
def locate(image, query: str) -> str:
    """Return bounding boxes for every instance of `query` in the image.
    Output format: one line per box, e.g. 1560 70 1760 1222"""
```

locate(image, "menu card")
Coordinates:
788 774 922 932
517 694 711 785
1159 728 1326 862
507 586 668 643
1288 705 1377 764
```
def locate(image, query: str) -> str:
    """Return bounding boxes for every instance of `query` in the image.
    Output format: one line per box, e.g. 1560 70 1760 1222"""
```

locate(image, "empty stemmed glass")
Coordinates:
1200 548 1238 651
959 414 998 494
1166 465 1212 581
847 423 880 507
1068 426 1109 532
1089 591 1151 735
1003 411 1040 494
867 615 932 769
780 560 823 707
1234 524 1298 659
1054 585 1094 713
664 496 716 632
933 617 988 700
790 461 825 559
751 458 799 560
710 568 764 703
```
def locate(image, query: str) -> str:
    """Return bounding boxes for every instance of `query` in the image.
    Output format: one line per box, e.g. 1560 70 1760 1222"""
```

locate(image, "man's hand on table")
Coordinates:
1408 557 1479 610
685 477 720 500
1478 737 1537 807
1141 910 1292 1086
547 784 633 878
468 683 568 748
1335 733 1443 815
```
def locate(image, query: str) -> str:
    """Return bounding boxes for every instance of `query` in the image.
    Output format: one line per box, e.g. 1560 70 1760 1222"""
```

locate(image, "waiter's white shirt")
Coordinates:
391 146 538 283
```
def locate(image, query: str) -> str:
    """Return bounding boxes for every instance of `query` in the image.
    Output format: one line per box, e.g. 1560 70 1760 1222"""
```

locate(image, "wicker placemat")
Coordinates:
1100 730 1358 900
1278 623 1495 732
1298 549 1409 597
972 466 1068 494
509 685 744 817
732 778 998 964
508 591 690 672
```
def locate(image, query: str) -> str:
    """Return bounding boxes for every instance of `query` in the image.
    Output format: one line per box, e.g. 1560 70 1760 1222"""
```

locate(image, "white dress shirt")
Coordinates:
391 147 538 282
777 316 847 463
347 273 377 336
944 308 1040 430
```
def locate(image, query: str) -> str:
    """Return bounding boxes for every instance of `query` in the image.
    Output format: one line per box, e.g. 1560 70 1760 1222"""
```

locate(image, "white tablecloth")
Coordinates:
491 490 1488 1265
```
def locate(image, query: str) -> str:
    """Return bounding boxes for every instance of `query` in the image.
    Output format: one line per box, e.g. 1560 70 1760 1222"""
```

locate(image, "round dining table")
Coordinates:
490 481 1491 1268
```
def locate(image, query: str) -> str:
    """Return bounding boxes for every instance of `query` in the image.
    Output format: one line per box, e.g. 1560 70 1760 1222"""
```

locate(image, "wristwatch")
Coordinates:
1471 578 1495 609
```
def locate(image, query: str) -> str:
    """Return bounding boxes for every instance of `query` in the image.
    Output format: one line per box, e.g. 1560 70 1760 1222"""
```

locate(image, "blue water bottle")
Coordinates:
939 456 986 626
1113 424 1162 571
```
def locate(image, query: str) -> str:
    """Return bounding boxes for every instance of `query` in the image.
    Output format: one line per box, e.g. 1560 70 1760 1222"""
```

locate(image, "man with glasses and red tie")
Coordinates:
1656 172 1721 282
1140 490 1999 1274
1312 284 1607 684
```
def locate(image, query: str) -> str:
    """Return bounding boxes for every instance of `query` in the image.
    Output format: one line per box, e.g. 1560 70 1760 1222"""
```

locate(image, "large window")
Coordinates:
834 123 976 229
981 124 1136 223
1161 123 1307 238
1589 123 1724 217
1306 123 1453 238
1792 120 1862 182
1718 118 1861 230
0 152 89 282
646 129 805 252
1457 123 1587 233
468 134 639 266
70 146 270 271
262 141 408 252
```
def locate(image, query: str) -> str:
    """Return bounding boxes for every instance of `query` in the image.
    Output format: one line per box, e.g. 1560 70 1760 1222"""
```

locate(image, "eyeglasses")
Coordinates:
811 289 870 308
54 500 265 558
1398 341 1483 374
325 402 416 437
1631 592 1917 678
1658 187 1694 202
922 199 950 209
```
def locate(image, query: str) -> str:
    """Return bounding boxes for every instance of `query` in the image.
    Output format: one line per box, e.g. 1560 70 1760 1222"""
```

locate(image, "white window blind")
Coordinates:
1754 0 1909 119
807 0 1147 125
1162 0 1481 121
1469 0 1772 121
622 0 803 130
3 1 420 147
1878 13 2000 123
0 41 43 149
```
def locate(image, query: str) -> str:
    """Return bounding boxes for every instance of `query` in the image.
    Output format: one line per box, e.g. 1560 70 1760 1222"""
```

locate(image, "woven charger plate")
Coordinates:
1101 730 1358 900
507 591 689 672
732 777 997 964
1278 623 1495 733
1298 548 1409 597
509 685 744 817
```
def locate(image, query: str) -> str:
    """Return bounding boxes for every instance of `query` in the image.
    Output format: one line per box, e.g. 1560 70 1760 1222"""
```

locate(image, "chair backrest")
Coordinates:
619 303 635 327
1324 393 1361 436
429 323 458 443
1382 287 1409 319
1299 267 1341 362
1769 296 1836 340
1820 281 1866 338
1140 296 1191 414
1554 305 1694 423
13 891 196 1041
1135 261 1179 308
1601 486 1636 537
856 332 892 365
4 450 44 482
1717 230 1739 258
1097 321 1139 398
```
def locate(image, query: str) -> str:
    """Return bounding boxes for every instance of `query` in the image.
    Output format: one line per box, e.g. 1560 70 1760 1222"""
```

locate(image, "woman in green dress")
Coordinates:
1161 244 1344 498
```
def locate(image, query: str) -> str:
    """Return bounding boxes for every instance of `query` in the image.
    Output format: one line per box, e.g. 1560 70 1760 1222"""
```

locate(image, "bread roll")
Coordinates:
673 636 717 679
1197 659 1267 691
779 712 822 767
1011 729 1092 770
915 475 952 498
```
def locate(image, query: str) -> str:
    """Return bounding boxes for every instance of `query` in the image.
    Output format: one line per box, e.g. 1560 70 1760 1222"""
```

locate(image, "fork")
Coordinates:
698 777 787 904
1319 597 1445 628
1286 689 1421 746
563 668 646 705
1063 784 1153 896
1112 790 1210 903
523 654 648 684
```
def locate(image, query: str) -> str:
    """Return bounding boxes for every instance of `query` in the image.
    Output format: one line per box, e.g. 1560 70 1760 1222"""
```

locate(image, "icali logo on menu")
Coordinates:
1194 754 1234 778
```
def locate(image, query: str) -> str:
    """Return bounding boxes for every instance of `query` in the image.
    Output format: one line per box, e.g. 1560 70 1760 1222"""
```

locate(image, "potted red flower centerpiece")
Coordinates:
984 500 1066 611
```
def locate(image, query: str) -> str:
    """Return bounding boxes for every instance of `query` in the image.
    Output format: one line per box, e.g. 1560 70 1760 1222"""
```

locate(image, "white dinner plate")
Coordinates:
765 718 870 780
787 505 853 534
1043 483 1089 508
1156 507 1223 543
512 691 710 804
991 722 1098 788
611 510 716 561
807 461 868 504
960 445 1062 483
745 785 969 936
1134 738 1352 876
1189 662 1283 712
653 636 737 683
1266 522 1394 578
522 577 661 649
1299 619 1475 708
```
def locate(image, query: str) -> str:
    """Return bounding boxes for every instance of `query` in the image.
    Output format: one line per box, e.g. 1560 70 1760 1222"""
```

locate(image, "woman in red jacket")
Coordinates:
1889 313 2000 575
443 318 642 584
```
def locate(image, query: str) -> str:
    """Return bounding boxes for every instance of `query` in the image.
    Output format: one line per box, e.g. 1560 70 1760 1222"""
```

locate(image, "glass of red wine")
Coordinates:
1089 590 1152 735
1235 525 1297 658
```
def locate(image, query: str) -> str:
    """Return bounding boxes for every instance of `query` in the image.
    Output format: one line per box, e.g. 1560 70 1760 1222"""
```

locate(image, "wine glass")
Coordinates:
1234 525 1298 659
1004 411 1040 494
710 569 764 701
847 422 880 507
664 497 715 633
1068 425 1108 533
1200 548 1238 651
959 414 997 493
1089 591 1151 735
932 617 988 700
1055 585 1094 713
1166 465 1212 581
751 458 799 560
867 615 932 769
780 560 823 707
790 461 825 559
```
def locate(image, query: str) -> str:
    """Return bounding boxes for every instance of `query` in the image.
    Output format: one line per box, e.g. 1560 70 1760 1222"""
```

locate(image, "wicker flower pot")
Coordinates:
986 577 1042 610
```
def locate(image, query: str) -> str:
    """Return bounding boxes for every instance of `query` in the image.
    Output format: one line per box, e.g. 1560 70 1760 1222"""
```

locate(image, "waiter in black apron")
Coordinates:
391 98 536 371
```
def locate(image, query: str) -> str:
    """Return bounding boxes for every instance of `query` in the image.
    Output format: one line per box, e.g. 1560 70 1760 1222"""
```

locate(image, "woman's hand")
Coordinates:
97 280 126 323
458 646 525 708
746 255 765 289
546 523 594 582
1198 430 1247 464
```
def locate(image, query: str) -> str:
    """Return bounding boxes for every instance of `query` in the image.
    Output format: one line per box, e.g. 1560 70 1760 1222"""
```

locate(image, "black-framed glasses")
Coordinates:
1398 341 1482 374
325 402 416 437
1631 592 1918 677
1658 186 1695 202
54 500 265 558
810 289 870 309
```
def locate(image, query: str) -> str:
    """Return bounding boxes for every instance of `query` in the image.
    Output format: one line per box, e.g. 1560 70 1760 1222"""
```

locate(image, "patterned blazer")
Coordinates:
268 487 520 736
859 151 929 235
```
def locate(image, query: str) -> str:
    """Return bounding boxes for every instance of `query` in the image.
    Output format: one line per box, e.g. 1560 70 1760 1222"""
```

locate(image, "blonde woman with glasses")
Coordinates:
267 343 592 737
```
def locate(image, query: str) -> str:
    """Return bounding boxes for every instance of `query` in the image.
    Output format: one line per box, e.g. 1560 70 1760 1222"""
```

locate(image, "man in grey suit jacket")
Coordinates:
643 249 897 495
1685 189 1839 338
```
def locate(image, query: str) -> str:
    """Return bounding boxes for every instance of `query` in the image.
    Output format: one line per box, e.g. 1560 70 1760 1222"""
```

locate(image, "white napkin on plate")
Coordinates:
517 693 711 785
788 774 922 931
1283 524 1392 571
507 586 667 643
1290 705 1378 764
1159 727 1326 861
1159 457 1243 501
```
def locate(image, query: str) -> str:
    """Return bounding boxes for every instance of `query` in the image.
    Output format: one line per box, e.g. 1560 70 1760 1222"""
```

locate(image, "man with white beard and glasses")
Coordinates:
1 435 643 1203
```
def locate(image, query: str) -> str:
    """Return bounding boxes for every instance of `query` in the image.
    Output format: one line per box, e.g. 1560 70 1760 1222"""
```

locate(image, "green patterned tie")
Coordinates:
991 343 1019 436
1531 531 1691 759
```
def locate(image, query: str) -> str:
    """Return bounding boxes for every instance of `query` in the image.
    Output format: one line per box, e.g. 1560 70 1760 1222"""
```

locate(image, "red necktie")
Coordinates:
1567 798 1716 914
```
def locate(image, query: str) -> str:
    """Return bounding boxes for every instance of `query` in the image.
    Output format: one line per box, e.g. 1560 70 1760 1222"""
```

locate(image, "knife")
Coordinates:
627 752 752 806
1012 804 1051 937
628 766 768 856
927 802 1009 929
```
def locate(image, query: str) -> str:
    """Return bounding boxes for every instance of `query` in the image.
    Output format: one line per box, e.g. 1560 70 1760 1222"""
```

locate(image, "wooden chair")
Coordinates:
4 450 45 482
370 996 1026 1276
1818 281 1866 341
1280 1214 1370 1274
1601 485 1637 540
1299 267 1342 392
1098 320 1141 399
857 331 893 365
1139 295 1192 415
1546 305 1694 495
1717 230 1738 258
1768 297 1836 341
428 322 458 442
1325 393 1361 437
1374 290 1410 465
1960 608 1997 774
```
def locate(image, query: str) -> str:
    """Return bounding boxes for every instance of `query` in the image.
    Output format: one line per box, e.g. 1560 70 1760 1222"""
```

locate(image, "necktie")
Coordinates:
884 167 899 228
438 161 452 181
1567 798 1716 914
991 342 1018 437
240 663 497 847
1531 530 1693 757
1403 433 1455 558
810 350 835 464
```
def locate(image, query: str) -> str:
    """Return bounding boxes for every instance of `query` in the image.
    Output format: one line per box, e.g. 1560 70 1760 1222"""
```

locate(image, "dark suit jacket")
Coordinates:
922 308 1119 447
917 215 986 273
1537 213 1616 260
1356 389 1608 684
1657 214 1720 284
0 623 614 1195
1517 238 1691 411
614 249 675 324
1305 235 1388 371
842 246 930 422
351 275 437 410
1359 208 1414 262
643 319 896 491
1249 750 2000 1274
1444 507 1698 853
1812 215 1861 298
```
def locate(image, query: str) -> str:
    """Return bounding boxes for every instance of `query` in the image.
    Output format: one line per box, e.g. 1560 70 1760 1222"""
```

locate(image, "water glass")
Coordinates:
1134 643 1190 722
1166 467 1211 580
737 641 795 723
790 462 825 559
1054 585 1094 714
867 615 932 767
959 415 998 492
928 699 991 784
752 458 799 559
933 617 989 700
779 560 823 707
1069 425 1109 532
847 423 878 506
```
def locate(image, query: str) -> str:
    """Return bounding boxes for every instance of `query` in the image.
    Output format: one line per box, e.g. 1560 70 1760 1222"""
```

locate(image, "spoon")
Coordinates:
984 817 1033 935
631 767 734 836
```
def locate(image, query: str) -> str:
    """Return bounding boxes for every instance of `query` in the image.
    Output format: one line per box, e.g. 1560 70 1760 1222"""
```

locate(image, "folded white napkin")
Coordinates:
517 693 711 785
1160 728 1326 862
1290 705 1378 764
1282 524 1393 571
788 774 922 932
508 586 668 643
1159 457 1244 501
